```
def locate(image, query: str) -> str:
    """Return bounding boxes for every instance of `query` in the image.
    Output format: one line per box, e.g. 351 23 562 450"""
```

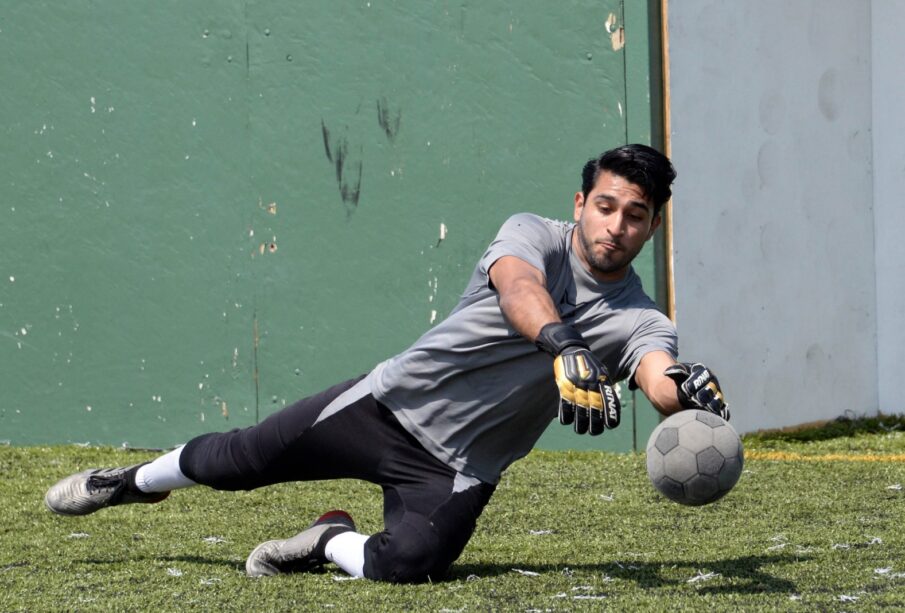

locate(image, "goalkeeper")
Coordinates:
45 144 727 584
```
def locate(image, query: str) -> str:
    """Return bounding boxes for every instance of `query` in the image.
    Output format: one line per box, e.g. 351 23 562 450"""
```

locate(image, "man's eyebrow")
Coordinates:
592 193 653 212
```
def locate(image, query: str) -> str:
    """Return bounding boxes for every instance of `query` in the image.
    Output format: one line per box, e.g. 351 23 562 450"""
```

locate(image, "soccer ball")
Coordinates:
646 409 744 506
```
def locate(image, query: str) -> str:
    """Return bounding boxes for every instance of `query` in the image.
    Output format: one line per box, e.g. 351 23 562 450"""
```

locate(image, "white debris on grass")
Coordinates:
789 594 802 601
166 568 183 577
202 536 226 544
529 529 554 535
875 567 893 575
767 543 787 551
832 537 882 550
331 575 360 582
466 574 480 581
687 570 720 583
512 568 540 577
614 561 639 570
199 578 221 585
887 484 902 490
68 532 90 539
838 594 859 602
599 493 615 502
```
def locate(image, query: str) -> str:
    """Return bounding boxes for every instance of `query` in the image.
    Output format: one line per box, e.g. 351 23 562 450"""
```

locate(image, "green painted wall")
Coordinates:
1 1 665 452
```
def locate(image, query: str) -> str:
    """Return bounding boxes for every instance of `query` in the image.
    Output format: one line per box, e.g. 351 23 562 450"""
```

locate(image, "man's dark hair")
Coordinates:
581 144 677 216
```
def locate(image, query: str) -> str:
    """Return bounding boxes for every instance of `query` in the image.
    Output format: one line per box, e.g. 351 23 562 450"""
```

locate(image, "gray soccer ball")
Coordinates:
646 409 744 506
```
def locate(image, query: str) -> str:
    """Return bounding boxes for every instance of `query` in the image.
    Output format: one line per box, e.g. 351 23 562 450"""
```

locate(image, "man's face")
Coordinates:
572 170 661 282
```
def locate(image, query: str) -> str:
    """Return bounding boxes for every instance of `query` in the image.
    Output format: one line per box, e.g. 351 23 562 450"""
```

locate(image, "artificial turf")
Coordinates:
2 417 905 611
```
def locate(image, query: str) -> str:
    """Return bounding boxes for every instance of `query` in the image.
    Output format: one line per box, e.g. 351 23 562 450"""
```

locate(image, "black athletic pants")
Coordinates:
179 375 497 583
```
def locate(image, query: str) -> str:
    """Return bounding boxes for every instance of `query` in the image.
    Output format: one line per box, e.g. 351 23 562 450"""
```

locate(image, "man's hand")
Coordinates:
663 362 729 420
535 322 621 435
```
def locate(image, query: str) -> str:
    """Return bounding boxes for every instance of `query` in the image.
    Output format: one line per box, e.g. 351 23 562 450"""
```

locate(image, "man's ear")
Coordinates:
573 191 585 222
647 213 662 239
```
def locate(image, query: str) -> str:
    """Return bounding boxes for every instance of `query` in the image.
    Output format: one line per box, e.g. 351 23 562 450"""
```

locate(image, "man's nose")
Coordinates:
608 213 626 236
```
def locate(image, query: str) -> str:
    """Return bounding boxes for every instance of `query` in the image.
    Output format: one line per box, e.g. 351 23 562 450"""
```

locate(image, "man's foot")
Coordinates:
44 464 170 516
246 510 356 577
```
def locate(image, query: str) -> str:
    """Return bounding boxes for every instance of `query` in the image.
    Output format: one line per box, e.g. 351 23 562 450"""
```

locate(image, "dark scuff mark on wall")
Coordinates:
376 97 402 142
320 119 363 216
321 120 333 162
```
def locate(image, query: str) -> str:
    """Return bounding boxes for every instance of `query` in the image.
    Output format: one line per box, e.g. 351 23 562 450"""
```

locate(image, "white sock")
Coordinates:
134 445 197 493
325 531 369 578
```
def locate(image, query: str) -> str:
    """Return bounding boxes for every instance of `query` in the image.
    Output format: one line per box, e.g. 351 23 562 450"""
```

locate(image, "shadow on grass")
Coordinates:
451 553 807 595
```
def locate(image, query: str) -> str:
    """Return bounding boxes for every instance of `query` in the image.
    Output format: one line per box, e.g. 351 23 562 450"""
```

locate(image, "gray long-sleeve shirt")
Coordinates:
370 213 677 483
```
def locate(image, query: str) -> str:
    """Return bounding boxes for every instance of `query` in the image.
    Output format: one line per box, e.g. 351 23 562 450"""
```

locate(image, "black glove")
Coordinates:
535 322 621 435
663 362 730 420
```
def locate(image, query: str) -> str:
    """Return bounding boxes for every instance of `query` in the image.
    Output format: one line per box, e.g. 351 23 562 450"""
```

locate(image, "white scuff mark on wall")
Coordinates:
86 405 92 412
8 276 14 282
430 309 437 324
439 222 448 242
192 118 197 127
90 96 96 113
618 102 623 117
606 14 625 51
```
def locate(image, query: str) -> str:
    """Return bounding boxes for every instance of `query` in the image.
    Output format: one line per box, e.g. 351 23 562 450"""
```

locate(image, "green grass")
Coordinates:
2 423 905 612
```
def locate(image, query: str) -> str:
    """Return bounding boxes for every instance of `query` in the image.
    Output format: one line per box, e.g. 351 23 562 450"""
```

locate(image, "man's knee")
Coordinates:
363 513 455 584
180 430 263 491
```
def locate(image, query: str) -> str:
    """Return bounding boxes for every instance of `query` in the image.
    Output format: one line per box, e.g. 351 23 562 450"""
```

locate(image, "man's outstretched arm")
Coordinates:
634 350 730 420
488 255 620 435
487 255 559 341
633 351 683 415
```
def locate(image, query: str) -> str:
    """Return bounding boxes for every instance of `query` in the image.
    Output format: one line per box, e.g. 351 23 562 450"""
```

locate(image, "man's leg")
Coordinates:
45 375 371 515
319 404 497 583
236 399 497 583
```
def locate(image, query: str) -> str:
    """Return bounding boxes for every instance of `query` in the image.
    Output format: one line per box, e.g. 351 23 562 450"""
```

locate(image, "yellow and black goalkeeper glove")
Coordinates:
663 362 730 420
535 322 621 435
